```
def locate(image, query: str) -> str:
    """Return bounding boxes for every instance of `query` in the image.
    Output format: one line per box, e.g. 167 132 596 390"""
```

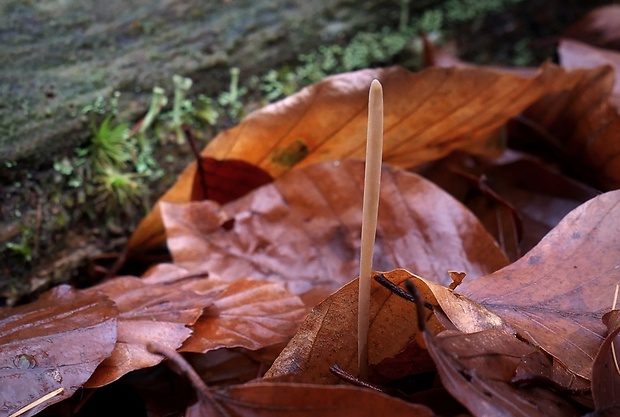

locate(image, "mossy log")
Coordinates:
0 0 412 167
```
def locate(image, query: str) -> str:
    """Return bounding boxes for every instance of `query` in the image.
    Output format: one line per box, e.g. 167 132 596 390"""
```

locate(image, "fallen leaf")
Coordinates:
0 286 118 417
423 150 600 260
456 190 620 380
191 157 274 204
425 328 582 417
558 38 620 111
83 275 211 388
563 5 620 51
512 350 591 404
521 64 620 189
129 63 582 253
161 159 508 302
201 382 436 417
180 278 307 353
264 270 442 384
592 309 620 411
185 348 271 387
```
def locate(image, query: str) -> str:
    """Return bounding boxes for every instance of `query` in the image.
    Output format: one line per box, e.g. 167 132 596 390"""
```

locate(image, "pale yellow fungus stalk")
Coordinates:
358 79 383 380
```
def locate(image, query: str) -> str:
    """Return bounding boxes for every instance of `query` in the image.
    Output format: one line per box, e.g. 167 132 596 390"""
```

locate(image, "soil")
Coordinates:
0 0 613 306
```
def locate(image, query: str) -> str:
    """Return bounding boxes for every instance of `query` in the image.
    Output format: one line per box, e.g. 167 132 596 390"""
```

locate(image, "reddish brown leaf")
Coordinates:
0 286 118 417
200 382 436 417
191 157 273 203
128 64 582 253
425 328 582 417
161 159 508 303
180 278 307 353
456 190 620 380
83 275 211 388
592 309 620 410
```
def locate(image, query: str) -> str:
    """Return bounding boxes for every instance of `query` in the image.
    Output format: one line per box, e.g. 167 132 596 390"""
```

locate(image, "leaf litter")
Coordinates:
4 7 620 415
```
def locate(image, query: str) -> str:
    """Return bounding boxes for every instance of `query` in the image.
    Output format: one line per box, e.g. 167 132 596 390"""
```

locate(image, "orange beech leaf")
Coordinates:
180 278 307 353
161 159 508 303
264 270 443 384
83 275 211 388
128 63 582 253
455 190 620 380
563 5 620 51
197 382 436 417
558 39 620 111
424 328 582 417
592 309 620 411
0 286 117 417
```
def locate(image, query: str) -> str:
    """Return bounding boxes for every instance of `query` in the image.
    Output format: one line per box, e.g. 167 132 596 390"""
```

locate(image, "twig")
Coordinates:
612 285 620 376
373 273 416 303
147 342 231 417
184 124 209 200
8 387 64 417
329 364 383 392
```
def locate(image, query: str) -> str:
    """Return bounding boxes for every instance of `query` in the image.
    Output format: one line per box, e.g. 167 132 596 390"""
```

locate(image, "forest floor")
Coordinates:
0 0 611 306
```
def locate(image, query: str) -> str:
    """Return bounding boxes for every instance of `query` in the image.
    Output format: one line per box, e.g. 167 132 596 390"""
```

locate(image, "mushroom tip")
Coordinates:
370 78 383 91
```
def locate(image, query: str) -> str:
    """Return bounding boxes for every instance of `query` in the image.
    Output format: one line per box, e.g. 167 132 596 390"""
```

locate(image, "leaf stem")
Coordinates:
358 79 383 380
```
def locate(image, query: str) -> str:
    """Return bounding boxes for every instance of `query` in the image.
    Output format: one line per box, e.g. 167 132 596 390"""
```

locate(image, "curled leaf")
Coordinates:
592 309 620 410
425 328 582 417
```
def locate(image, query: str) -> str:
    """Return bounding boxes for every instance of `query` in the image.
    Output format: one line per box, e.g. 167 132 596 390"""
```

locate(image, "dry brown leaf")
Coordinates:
128 63 582 253
512 350 591 403
83 275 211 388
425 328 582 417
185 348 272 387
161 159 508 303
592 309 620 411
423 150 600 261
563 5 620 51
558 38 620 111
264 270 442 384
522 64 620 189
0 286 118 417
456 190 620 380
200 382 436 417
180 278 307 353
